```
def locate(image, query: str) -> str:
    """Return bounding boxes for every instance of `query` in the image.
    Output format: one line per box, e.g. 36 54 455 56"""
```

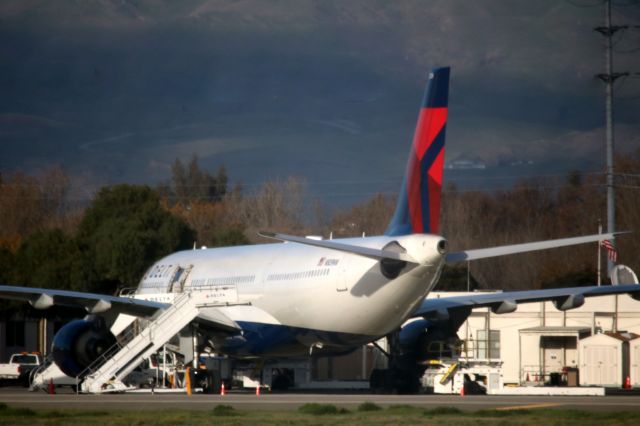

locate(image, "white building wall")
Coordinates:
631 339 640 387
429 292 640 385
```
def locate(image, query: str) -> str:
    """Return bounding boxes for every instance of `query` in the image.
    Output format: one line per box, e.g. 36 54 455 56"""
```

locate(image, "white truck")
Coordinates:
0 352 43 386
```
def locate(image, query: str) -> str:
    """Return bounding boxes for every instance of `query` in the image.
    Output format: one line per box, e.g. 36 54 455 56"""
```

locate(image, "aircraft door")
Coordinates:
170 265 193 293
335 255 350 292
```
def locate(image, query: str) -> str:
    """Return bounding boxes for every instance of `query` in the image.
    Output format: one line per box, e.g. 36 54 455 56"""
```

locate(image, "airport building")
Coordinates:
449 291 640 388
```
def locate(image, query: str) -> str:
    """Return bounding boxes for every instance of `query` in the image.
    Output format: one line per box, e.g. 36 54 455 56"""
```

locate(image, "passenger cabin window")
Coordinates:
190 275 256 288
267 268 330 282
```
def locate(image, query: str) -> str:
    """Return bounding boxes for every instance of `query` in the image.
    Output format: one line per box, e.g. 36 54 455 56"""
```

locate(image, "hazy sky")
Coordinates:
1 0 639 205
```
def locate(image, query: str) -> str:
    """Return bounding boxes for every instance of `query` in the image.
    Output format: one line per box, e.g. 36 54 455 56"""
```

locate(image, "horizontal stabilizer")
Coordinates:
258 232 418 263
446 232 626 263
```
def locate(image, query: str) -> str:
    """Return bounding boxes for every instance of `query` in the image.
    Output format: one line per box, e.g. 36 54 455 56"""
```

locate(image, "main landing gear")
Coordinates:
369 330 422 394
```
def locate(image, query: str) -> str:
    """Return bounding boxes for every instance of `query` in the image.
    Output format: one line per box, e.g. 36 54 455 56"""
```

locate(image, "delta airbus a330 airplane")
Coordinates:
1 67 639 393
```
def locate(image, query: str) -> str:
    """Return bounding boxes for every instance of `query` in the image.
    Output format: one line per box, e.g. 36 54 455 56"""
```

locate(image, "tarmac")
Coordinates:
0 387 639 412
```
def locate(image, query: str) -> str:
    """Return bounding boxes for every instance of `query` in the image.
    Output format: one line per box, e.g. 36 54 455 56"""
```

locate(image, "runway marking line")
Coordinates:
495 403 563 411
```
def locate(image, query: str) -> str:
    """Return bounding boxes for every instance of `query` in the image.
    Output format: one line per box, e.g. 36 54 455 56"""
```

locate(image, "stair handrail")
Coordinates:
29 353 55 390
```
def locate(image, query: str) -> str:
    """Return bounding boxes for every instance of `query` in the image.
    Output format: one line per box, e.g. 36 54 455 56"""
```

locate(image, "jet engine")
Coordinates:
379 241 408 279
51 316 116 378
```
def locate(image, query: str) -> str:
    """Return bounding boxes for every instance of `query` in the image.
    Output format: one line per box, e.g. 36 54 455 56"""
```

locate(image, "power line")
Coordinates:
612 0 640 7
565 0 606 8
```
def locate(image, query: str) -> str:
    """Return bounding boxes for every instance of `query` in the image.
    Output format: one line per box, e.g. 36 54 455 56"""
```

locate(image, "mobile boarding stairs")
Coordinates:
74 291 236 393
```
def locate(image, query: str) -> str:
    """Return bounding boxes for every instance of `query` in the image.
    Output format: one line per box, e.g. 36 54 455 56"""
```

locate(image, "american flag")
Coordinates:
601 240 618 262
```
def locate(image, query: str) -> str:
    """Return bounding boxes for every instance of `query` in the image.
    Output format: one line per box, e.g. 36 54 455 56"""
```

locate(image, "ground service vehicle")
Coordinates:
0 352 42 386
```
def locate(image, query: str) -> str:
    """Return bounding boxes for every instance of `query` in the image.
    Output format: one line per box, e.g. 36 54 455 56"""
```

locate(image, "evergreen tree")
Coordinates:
13 229 80 290
169 155 227 204
77 185 195 294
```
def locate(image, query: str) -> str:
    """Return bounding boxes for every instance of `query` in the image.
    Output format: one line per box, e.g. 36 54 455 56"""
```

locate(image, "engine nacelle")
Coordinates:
51 316 116 378
379 241 408 279
553 294 585 311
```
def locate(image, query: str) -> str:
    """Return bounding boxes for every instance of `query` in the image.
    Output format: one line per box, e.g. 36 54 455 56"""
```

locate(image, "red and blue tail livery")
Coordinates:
386 67 449 236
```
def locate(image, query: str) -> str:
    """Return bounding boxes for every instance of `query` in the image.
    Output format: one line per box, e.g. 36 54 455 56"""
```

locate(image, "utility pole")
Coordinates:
594 0 627 278
597 220 602 286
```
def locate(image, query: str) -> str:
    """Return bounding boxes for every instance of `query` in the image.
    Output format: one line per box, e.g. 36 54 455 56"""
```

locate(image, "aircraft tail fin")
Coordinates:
385 67 450 236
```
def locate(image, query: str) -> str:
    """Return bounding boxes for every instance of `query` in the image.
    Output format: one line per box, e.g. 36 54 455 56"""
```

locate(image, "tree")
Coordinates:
168 155 227 204
0 247 14 283
0 166 73 244
12 229 82 290
330 193 396 237
168 200 248 248
0 171 45 243
77 185 195 294
214 228 249 247
0 246 23 318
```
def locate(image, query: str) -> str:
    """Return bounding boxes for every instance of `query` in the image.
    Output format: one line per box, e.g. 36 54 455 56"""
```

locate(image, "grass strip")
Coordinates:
298 403 350 415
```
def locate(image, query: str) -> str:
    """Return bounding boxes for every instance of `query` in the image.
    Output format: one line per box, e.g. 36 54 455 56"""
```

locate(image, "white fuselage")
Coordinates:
134 234 445 355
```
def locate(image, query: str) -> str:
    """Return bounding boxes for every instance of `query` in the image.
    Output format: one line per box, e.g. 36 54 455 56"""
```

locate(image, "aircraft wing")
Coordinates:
0 285 242 334
0 285 169 317
412 284 640 322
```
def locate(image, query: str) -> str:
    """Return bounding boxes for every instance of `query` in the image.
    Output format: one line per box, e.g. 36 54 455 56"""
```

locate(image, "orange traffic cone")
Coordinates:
220 382 226 396
624 376 631 389
256 385 260 396
48 378 55 395
186 367 192 396
460 384 465 397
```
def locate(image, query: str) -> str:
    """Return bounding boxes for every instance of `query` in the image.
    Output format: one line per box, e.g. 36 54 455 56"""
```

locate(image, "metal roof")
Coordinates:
520 326 591 336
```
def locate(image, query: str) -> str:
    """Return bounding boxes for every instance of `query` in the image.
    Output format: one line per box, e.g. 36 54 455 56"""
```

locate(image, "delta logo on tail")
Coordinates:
386 67 449 236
